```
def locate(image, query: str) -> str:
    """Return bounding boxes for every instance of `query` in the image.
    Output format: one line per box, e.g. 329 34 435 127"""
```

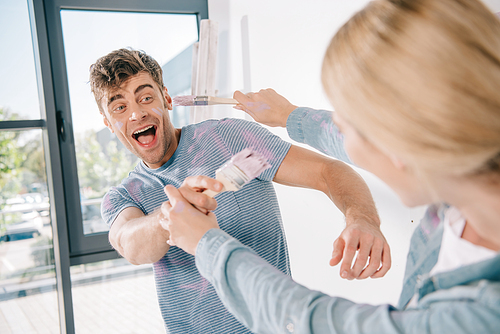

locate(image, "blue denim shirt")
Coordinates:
195 108 500 333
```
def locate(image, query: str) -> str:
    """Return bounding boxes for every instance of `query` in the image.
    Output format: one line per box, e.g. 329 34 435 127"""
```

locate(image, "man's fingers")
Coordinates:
339 240 357 279
160 200 172 217
164 185 185 208
329 238 344 267
357 240 383 279
350 245 371 278
370 243 392 278
182 175 223 192
175 176 221 212
178 187 215 213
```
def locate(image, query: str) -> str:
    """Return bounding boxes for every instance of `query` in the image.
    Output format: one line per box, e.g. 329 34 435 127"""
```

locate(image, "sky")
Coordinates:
0 1 40 120
0 1 198 134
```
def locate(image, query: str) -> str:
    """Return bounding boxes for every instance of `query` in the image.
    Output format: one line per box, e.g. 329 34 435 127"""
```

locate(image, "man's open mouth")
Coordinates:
132 125 157 145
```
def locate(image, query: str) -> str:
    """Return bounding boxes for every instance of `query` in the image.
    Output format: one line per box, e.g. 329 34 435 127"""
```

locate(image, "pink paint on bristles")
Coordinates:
203 148 271 197
173 95 196 106
230 148 271 182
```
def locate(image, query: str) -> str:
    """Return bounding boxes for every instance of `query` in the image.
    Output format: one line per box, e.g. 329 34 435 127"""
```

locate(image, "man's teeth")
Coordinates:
133 125 153 135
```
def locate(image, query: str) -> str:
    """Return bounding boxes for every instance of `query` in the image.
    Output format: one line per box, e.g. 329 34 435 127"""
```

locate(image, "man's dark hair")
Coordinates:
89 48 165 113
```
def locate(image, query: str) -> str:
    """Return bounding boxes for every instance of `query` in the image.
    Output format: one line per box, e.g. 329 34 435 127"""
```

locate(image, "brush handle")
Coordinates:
202 172 241 198
202 189 222 198
205 97 238 105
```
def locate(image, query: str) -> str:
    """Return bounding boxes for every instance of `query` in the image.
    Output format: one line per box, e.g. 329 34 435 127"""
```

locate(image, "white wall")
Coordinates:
207 0 500 305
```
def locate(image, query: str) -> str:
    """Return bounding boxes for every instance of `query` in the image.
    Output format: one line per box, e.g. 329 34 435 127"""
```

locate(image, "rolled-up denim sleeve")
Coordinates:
196 229 407 334
286 107 352 164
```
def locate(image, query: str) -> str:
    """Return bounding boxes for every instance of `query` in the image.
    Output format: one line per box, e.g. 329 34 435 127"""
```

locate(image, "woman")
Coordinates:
162 0 500 332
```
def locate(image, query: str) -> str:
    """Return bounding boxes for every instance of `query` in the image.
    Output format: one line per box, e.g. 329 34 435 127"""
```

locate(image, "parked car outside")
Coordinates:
0 211 44 242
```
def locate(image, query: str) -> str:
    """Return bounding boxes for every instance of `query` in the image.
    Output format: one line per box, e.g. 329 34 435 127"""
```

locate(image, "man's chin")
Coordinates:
137 152 167 169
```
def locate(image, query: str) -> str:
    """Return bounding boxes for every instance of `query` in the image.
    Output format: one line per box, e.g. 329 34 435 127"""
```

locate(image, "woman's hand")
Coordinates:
233 88 298 127
161 184 220 256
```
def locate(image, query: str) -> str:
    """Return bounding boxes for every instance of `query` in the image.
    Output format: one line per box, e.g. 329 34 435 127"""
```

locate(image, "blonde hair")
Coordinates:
322 0 500 177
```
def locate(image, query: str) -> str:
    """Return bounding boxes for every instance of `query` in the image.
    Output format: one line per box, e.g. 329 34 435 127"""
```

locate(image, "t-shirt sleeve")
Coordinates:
101 185 143 227
215 118 292 181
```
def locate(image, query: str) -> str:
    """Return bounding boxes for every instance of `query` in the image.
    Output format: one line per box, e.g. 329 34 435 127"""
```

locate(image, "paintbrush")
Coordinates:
173 95 238 106
203 148 271 197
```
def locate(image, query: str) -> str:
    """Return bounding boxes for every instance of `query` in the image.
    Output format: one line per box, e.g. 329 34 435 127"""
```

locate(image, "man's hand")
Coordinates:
233 89 297 127
161 184 220 256
330 215 391 280
177 176 223 214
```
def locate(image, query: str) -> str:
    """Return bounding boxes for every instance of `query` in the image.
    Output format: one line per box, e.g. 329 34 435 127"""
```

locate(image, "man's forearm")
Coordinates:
322 160 379 227
109 208 170 265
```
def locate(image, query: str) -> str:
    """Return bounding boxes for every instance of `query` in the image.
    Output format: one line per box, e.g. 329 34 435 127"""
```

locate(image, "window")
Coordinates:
45 1 205 263
1 0 208 332
0 1 59 332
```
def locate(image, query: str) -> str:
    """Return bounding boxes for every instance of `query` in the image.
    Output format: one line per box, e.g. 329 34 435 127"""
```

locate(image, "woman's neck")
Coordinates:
441 176 500 251
462 221 500 251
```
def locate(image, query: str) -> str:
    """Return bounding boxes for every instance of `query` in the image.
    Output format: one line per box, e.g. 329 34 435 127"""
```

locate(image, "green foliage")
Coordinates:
0 107 47 231
0 108 23 194
75 130 137 199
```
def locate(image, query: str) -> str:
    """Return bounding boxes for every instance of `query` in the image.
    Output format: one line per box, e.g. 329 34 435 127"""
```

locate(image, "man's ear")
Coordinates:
102 113 114 133
164 87 173 110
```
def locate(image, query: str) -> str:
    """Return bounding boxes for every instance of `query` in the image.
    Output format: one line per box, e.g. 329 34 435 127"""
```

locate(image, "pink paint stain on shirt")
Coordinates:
241 130 275 163
192 122 213 140
102 192 116 212
311 113 323 122
190 149 209 169
153 261 170 277
320 120 329 132
180 277 209 294
128 179 145 203
188 122 227 155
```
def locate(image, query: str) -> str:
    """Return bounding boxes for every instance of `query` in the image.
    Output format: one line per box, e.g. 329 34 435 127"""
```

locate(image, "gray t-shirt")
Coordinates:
102 117 292 333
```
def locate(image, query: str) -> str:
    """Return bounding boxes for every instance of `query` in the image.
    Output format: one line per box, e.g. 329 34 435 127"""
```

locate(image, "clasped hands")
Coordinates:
160 176 391 280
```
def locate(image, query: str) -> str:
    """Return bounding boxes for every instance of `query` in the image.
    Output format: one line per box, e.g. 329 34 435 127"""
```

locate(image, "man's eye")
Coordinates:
142 96 152 103
114 105 125 113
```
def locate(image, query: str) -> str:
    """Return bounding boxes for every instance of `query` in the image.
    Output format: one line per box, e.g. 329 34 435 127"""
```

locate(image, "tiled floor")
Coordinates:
0 272 166 334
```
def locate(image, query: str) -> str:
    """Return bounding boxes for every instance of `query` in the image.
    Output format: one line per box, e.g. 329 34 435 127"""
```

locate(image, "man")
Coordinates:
89 48 390 333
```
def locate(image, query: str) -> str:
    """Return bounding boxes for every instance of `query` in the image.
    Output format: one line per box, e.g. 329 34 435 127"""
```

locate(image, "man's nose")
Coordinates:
129 105 147 121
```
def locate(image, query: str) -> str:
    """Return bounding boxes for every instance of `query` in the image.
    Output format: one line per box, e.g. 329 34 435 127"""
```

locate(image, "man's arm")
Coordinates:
108 207 170 265
274 145 391 279
108 180 221 265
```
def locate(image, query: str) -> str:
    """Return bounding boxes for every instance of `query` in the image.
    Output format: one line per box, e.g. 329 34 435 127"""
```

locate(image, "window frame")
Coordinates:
41 0 208 265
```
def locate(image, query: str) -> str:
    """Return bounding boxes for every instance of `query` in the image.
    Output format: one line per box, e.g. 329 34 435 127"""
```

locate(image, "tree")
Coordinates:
0 107 24 198
0 107 48 235
75 130 137 199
